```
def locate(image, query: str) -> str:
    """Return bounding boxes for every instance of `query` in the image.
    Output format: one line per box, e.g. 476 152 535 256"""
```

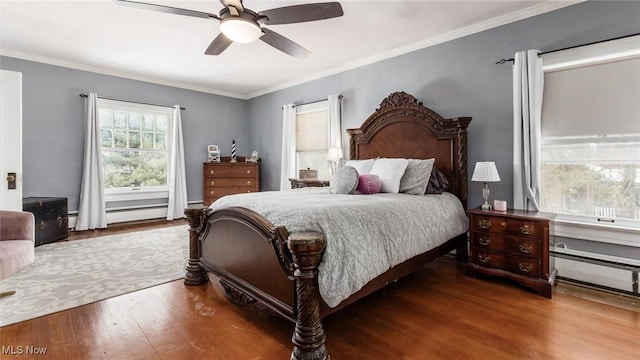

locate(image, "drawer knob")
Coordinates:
520 225 534 235
246 170 251 175
478 237 491 246
210 180 215 186
518 262 533 273
209 190 215 195
209 170 215 175
478 219 491 229
247 190 251 193
519 243 533 254
247 180 251 185
478 254 491 263
501 221 507 228
39 220 46 230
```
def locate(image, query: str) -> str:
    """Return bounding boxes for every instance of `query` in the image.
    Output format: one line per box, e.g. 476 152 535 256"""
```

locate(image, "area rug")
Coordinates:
0 224 189 327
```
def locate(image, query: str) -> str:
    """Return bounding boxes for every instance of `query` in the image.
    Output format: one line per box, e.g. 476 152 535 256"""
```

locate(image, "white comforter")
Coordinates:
210 188 468 307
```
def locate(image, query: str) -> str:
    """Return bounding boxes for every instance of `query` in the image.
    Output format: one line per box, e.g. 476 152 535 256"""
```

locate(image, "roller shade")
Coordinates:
542 57 640 138
296 110 328 151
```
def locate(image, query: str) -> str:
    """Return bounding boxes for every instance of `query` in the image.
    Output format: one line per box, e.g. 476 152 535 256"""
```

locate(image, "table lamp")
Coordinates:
327 147 343 174
471 161 501 211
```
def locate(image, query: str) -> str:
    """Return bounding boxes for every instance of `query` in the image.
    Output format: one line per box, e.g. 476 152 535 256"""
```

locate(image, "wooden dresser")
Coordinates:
464 207 557 298
203 157 260 206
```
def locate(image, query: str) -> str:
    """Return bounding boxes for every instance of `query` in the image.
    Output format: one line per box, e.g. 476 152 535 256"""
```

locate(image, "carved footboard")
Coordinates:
184 206 329 360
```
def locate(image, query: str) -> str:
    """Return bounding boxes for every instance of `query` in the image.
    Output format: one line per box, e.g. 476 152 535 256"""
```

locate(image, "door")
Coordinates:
0 70 23 210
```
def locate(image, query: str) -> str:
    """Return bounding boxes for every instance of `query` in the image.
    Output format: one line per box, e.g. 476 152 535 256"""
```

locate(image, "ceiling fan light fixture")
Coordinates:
220 18 262 43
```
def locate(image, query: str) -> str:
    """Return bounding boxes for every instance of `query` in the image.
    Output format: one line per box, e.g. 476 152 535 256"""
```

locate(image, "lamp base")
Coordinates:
480 202 492 211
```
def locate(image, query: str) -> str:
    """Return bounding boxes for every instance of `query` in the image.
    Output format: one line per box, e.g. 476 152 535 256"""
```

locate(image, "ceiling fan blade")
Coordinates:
260 28 310 59
115 0 219 20
259 2 343 25
219 0 244 12
205 33 233 55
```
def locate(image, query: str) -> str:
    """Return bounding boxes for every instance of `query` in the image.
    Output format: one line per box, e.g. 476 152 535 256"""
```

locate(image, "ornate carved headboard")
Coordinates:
347 91 472 207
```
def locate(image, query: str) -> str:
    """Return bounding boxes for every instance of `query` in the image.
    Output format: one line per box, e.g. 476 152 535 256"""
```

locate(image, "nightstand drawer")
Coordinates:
472 216 539 238
471 249 508 270
505 236 541 258
507 256 541 278
471 232 506 250
470 232 541 259
471 249 541 278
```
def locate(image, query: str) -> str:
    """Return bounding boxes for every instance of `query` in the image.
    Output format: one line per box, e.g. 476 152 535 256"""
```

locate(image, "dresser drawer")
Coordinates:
507 256 541 278
204 178 257 187
472 232 541 258
204 187 256 199
471 249 541 278
505 236 541 258
472 215 539 238
204 164 257 178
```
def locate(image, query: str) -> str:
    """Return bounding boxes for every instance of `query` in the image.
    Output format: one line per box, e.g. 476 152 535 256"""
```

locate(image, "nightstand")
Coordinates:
288 178 330 189
464 207 557 298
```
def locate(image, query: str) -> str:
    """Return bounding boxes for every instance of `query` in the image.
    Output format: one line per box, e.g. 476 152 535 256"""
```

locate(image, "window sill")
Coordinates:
105 188 169 202
552 218 640 248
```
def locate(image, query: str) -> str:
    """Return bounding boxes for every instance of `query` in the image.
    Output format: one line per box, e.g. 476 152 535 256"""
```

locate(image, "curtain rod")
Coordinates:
495 32 640 65
79 93 185 110
283 95 344 109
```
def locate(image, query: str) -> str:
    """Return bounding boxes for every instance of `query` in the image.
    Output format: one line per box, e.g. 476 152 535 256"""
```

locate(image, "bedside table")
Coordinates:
289 178 330 189
464 207 557 298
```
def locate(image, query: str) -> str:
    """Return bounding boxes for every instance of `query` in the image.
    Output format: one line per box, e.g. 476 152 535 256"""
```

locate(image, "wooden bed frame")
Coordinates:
184 91 471 360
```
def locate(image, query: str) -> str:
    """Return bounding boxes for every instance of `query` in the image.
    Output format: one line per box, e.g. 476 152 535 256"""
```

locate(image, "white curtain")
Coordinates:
327 95 343 176
76 93 107 230
513 50 544 211
167 105 188 220
280 104 297 190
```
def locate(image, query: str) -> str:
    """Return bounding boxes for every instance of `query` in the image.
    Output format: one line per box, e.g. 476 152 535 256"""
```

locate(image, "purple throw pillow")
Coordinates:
356 174 382 194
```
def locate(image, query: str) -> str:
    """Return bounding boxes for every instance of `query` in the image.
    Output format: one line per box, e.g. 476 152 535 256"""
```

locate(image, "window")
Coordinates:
97 99 173 200
539 35 640 245
295 101 330 180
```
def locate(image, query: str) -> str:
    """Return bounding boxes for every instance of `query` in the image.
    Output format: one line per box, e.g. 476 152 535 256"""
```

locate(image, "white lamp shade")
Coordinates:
327 147 343 161
471 161 501 182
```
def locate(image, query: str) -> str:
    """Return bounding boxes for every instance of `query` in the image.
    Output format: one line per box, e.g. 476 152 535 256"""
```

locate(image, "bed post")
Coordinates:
184 206 210 286
288 232 328 360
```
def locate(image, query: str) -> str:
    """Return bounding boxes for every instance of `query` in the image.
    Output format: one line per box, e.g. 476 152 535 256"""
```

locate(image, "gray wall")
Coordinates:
0 56 249 212
247 1 640 211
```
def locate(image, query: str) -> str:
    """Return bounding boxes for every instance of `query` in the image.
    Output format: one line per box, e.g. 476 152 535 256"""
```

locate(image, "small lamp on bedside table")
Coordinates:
471 161 501 211
327 147 343 175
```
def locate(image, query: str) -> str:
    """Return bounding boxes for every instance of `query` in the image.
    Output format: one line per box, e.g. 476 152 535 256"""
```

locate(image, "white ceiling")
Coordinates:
0 0 578 99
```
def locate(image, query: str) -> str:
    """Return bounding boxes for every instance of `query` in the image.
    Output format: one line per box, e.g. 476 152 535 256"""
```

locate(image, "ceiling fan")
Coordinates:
116 0 344 59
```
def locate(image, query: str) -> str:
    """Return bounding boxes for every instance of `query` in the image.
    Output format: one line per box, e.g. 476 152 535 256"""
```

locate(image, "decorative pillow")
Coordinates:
368 158 409 193
425 165 450 194
356 174 382 194
330 166 359 194
399 158 435 195
344 159 375 175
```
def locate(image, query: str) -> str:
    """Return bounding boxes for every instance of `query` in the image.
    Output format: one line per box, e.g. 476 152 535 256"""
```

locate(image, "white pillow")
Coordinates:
399 158 435 195
344 159 375 174
368 158 409 193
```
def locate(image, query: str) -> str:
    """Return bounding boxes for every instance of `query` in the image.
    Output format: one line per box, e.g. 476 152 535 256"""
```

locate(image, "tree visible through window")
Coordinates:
97 99 171 191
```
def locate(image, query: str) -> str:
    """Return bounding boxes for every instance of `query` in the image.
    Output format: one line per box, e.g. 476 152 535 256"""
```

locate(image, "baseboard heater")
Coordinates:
551 247 640 297
67 201 204 229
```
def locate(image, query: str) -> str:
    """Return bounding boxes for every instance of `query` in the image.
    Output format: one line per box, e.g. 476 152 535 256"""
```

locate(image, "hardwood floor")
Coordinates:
1 221 639 359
